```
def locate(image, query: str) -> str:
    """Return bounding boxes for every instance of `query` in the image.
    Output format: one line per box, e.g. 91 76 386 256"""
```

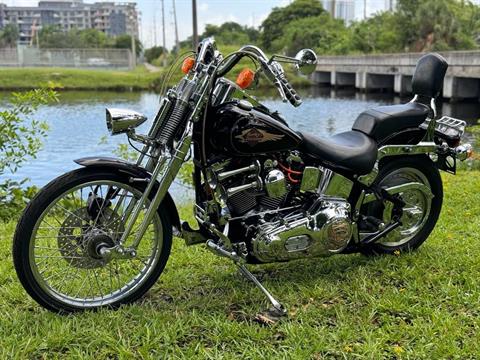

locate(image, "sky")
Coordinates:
135 0 391 49
1 0 420 49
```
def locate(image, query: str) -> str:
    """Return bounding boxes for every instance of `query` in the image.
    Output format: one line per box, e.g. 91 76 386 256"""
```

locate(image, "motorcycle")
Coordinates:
13 38 472 315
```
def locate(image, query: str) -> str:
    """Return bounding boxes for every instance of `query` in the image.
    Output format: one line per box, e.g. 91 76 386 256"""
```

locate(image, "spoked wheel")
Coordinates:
13 167 172 313
360 156 443 255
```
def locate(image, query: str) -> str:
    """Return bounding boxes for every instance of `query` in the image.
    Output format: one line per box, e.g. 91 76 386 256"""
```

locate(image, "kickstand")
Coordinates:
206 240 287 317
237 263 287 317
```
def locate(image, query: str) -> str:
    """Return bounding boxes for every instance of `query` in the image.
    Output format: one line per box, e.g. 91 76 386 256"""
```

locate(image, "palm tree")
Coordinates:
1 24 19 47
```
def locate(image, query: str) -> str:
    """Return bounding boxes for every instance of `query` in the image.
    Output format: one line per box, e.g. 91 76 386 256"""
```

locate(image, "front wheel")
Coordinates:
13 167 172 313
360 155 443 255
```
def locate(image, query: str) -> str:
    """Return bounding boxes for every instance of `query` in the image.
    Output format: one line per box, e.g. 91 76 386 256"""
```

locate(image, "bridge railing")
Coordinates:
316 50 480 67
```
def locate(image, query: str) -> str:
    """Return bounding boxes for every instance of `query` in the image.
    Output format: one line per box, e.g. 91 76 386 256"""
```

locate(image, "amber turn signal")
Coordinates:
181 57 195 74
236 68 255 89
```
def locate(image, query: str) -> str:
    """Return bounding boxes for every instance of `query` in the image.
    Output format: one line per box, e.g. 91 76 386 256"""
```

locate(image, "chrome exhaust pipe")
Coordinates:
455 143 473 161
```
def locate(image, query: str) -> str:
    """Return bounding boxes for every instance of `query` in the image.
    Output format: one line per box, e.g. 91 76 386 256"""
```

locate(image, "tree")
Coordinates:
38 25 72 48
0 24 19 47
350 12 402 53
260 0 325 51
144 46 168 63
277 13 352 56
196 22 259 46
113 34 143 56
394 0 478 52
78 28 108 48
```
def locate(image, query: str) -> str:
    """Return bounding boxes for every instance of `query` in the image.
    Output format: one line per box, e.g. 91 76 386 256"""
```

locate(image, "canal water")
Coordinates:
1 88 479 201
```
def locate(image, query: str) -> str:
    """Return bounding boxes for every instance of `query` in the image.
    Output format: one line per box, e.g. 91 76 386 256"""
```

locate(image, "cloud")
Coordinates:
199 2 209 12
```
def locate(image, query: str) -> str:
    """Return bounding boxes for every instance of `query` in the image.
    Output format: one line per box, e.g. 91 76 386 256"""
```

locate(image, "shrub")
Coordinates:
0 89 58 220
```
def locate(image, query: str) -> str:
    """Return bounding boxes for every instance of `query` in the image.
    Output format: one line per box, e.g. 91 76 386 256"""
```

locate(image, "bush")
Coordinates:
0 89 58 220
145 46 168 63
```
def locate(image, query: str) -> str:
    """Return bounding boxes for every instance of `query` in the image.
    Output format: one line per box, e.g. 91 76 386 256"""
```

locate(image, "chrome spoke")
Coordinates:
29 179 163 308
375 167 432 247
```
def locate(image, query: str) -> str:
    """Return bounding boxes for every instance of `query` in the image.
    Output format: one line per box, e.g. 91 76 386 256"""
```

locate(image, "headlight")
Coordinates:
106 108 148 135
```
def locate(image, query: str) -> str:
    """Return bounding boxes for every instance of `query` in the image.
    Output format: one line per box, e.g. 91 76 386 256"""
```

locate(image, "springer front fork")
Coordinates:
100 122 193 261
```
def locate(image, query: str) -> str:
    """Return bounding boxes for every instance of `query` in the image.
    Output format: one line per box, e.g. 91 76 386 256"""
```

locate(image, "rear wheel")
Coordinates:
13 167 172 313
360 156 443 255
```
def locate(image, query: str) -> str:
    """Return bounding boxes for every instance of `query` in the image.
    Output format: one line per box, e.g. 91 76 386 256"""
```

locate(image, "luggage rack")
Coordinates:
420 116 466 142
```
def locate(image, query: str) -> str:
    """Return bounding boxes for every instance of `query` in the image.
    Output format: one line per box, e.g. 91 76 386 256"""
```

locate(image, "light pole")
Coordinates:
131 29 136 68
172 0 180 53
161 0 167 66
192 0 198 50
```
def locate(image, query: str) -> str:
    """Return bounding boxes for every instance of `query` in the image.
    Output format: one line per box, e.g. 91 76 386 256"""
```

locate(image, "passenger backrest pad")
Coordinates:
411 53 448 98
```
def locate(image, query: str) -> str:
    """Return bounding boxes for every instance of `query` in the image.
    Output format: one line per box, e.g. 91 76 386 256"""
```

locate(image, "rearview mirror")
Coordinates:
295 49 317 76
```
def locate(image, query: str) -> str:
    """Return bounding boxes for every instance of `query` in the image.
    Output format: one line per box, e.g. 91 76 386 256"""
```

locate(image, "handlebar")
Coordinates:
278 74 302 107
215 44 302 107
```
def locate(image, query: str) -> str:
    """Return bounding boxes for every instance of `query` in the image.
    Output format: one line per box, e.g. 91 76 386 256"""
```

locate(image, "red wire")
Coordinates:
288 173 300 183
278 162 302 175
278 162 302 183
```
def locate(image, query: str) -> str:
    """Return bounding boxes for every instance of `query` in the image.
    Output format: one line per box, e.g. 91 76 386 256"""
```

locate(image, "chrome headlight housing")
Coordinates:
106 108 148 135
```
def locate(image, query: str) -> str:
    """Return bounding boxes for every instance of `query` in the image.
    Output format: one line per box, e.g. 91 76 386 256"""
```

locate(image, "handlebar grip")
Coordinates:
279 75 302 107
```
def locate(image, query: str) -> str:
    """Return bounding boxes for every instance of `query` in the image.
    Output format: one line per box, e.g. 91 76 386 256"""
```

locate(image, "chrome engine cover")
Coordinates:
252 198 352 263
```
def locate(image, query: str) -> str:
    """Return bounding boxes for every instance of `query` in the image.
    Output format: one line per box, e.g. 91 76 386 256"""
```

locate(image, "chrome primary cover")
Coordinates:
252 198 352 263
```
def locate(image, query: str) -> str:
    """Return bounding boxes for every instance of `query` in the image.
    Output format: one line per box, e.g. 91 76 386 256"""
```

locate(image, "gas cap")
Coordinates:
237 100 253 111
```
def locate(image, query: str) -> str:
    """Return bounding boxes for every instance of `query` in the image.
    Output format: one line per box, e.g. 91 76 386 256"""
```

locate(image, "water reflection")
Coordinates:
0 87 479 198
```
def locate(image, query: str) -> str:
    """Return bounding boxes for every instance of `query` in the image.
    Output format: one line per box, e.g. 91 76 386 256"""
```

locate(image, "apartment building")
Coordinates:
321 0 398 24
0 0 139 44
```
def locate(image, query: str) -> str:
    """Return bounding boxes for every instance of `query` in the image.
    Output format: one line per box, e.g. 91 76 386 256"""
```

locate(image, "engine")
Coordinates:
252 199 352 262
207 155 303 216
205 154 354 262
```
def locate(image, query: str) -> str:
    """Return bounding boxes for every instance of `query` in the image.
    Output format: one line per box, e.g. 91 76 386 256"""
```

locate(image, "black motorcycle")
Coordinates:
13 38 472 314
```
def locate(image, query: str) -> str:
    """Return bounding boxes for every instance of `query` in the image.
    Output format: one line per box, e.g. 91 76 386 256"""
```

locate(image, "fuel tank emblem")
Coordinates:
235 128 284 146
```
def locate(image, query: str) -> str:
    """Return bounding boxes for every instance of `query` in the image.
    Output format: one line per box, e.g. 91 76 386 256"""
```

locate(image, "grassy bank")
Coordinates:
0 66 161 91
0 170 479 358
0 64 311 92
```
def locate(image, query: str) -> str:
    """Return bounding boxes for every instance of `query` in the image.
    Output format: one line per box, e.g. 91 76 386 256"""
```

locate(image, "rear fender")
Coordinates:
378 127 425 147
74 156 181 233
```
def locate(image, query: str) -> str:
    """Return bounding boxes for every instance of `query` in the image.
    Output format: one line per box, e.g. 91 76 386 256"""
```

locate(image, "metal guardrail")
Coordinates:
316 50 480 67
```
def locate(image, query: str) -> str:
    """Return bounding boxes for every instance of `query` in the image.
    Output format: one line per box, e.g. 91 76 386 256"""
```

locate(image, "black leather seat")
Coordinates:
298 53 448 176
300 131 377 175
352 102 430 142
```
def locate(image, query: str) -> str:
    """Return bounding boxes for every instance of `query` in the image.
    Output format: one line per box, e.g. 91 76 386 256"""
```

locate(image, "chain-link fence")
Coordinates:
0 47 134 69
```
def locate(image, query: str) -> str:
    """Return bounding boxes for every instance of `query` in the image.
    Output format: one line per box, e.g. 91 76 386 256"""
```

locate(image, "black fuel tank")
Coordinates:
209 102 301 156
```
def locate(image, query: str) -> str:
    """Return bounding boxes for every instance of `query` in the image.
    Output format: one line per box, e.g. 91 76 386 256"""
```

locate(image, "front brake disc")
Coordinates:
57 207 124 269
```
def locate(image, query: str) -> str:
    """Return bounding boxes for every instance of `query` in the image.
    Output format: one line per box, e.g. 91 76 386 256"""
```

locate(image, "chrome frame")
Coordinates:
358 142 438 186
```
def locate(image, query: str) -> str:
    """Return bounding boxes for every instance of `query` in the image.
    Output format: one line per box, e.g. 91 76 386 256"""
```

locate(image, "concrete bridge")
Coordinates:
314 51 480 100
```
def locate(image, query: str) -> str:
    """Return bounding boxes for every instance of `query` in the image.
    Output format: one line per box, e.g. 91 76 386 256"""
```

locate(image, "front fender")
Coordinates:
74 156 181 232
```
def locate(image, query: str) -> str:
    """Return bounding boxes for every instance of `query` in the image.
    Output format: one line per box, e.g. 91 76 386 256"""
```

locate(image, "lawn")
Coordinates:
0 66 161 91
0 170 479 358
0 61 311 93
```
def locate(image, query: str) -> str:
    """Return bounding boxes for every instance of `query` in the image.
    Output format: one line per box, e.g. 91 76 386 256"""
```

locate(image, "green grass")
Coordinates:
0 49 312 92
1 171 479 358
0 66 162 91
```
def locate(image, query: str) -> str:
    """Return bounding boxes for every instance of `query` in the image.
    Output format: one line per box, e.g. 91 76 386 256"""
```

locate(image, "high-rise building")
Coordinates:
321 0 355 24
0 0 139 45
385 0 397 12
